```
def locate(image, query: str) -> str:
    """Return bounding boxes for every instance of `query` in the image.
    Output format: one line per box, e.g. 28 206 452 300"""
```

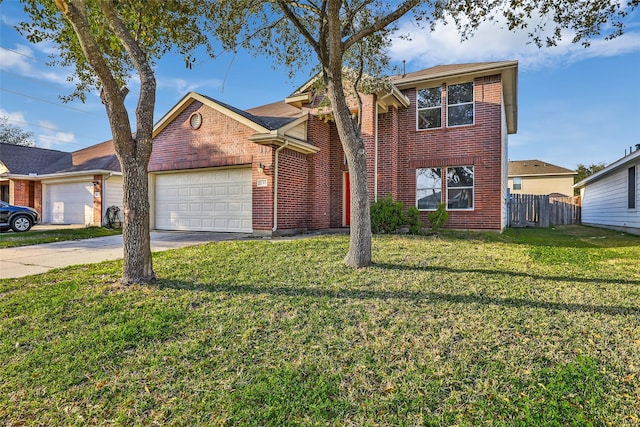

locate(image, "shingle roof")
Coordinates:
0 143 68 175
509 160 576 177
42 139 120 174
200 95 300 131
0 140 120 176
390 61 518 85
246 101 304 129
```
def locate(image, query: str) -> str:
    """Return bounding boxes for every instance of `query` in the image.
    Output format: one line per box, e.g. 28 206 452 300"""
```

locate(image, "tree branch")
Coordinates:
343 0 421 51
99 0 155 150
276 0 323 59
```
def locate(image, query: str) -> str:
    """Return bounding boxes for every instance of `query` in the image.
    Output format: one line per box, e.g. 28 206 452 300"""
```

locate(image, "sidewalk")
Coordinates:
0 231 251 279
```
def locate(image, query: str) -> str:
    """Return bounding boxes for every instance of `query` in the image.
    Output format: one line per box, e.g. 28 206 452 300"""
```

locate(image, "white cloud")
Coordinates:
34 120 75 149
0 44 34 73
389 14 640 70
37 130 75 149
1 43 76 87
0 108 27 124
157 76 224 94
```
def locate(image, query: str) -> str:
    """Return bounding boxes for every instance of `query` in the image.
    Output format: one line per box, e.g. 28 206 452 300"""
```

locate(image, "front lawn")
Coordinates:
1 226 639 425
0 227 122 248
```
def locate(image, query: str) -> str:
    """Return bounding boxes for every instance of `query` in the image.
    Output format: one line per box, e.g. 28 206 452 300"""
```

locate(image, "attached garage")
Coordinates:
155 168 252 232
44 181 94 224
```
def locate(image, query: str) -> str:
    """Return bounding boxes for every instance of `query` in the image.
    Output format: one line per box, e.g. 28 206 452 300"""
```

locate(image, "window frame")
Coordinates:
416 86 443 131
512 177 522 191
629 166 637 210
416 167 443 211
446 82 474 128
446 166 474 211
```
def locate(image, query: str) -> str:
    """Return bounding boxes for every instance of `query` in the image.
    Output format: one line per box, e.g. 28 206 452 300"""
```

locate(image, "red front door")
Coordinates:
344 171 350 226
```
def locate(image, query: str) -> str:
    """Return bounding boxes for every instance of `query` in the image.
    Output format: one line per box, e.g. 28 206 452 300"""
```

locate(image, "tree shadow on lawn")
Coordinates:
155 263 640 318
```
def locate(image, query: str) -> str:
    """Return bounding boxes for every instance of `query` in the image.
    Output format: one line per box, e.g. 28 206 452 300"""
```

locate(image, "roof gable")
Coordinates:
154 92 304 138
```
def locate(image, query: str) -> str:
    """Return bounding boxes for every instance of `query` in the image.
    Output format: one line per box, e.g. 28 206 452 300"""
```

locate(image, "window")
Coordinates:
416 168 442 210
629 166 637 209
417 87 442 129
513 177 522 190
447 166 474 210
447 82 474 127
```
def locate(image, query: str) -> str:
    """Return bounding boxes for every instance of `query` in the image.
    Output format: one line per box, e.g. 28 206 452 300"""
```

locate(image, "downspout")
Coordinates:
272 141 289 233
374 102 379 202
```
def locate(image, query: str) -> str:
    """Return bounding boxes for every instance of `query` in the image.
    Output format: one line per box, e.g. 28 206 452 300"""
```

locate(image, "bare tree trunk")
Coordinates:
58 0 155 283
120 153 154 284
325 0 372 268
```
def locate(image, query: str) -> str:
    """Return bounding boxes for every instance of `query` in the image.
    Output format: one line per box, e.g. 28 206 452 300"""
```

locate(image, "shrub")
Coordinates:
427 203 448 232
406 206 424 235
370 196 406 233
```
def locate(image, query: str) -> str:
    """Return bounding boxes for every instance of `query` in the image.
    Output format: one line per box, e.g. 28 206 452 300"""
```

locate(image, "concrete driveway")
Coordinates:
0 231 251 279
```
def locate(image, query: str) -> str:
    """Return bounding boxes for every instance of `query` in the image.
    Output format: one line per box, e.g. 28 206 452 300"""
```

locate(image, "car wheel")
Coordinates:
10 215 33 232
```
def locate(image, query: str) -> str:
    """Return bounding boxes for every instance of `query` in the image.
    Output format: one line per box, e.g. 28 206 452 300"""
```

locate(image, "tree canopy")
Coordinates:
0 117 36 147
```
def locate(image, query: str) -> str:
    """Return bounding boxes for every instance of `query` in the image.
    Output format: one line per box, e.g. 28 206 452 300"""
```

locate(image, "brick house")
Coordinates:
2 60 518 233
148 60 518 234
0 141 123 226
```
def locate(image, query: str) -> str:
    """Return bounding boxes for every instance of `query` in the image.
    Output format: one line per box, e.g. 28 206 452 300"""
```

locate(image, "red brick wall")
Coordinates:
276 148 309 231
377 74 504 230
10 179 30 207
307 116 333 230
150 101 275 232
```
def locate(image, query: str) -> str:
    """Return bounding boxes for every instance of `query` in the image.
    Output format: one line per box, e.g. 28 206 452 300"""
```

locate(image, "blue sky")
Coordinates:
1 1 639 170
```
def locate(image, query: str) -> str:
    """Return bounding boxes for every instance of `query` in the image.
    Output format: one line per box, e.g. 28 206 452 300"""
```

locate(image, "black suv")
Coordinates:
0 201 40 232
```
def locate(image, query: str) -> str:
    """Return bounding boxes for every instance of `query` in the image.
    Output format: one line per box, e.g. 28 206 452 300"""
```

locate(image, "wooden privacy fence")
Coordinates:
509 194 581 228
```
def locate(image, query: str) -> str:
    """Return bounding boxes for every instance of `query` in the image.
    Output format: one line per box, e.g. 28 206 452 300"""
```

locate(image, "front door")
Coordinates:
343 171 350 226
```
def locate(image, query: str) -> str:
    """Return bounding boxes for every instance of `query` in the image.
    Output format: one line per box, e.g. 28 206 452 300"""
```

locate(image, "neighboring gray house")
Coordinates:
574 145 640 236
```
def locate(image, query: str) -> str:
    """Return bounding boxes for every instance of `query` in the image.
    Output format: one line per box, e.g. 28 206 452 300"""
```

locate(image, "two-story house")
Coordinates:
2 60 518 233
508 159 577 197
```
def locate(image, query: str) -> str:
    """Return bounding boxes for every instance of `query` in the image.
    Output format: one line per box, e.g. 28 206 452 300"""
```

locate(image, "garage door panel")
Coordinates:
156 169 252 232
45 182 94 224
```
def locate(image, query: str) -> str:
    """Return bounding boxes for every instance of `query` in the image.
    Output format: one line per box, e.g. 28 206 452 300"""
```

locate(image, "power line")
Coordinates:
4 117 106 143
1 46 51 65
0 88 104 116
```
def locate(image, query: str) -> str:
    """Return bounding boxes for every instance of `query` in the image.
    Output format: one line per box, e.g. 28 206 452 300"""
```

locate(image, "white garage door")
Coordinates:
45 181 94 224
155 168 252 232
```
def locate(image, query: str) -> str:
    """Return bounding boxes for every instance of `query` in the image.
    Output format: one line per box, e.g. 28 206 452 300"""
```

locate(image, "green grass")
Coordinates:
1 225 639 425
0 227 121 248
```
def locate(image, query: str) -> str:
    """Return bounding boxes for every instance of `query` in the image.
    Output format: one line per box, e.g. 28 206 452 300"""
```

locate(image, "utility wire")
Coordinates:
0 88 104 116
5 118 106 143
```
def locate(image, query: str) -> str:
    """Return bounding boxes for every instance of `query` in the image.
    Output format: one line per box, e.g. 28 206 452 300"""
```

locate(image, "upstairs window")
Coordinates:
447 82 474 127
513 177 522 190
447 166 474 210
417 87 442 129
629 166 637 209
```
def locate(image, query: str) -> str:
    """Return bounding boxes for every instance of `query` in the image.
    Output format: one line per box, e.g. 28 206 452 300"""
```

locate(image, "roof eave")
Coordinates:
248 133 320 155
6 170 119 181
574 150 640 188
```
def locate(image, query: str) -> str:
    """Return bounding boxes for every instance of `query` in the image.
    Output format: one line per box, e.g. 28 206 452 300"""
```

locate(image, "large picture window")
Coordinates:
416 168 442 210
447 82 474 127
447 166 474 210
417 87 442 130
